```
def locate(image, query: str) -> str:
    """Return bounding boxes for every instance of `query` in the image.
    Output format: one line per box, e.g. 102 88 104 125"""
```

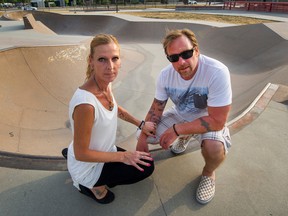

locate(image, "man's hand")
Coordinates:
159 127 178 149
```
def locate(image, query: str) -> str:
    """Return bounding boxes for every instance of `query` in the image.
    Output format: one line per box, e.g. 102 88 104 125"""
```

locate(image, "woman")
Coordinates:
65 34 155 204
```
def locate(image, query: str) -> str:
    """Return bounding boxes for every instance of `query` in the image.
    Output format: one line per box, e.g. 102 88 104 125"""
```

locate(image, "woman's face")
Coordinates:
90 42 121 83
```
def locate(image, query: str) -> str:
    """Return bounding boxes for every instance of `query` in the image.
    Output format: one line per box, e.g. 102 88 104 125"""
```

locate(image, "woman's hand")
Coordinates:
142 121 156 137
122 151 153 171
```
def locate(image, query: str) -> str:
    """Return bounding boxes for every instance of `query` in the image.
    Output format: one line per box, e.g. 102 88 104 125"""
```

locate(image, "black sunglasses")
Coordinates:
166 49 194 63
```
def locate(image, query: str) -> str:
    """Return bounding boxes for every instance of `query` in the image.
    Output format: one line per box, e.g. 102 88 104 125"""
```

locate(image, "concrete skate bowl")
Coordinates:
0 11 29 21
0 11 288 170
30 12 288 117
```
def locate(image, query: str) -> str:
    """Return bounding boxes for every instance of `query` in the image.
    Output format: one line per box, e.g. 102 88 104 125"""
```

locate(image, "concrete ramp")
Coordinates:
32 12 212 42
0 45 87 157
197 23 288 117
1 11 30 21
0 41 154 159
23 13 56 35
32 12 288 117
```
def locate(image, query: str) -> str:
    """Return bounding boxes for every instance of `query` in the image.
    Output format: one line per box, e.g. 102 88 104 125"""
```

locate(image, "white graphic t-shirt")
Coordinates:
155 54 232 122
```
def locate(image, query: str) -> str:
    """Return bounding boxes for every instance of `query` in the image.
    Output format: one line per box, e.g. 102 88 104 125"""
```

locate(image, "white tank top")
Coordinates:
67 88 117 189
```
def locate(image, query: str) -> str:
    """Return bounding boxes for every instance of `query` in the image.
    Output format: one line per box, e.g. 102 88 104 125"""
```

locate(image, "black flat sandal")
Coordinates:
61 148 68 159
79 184 115 204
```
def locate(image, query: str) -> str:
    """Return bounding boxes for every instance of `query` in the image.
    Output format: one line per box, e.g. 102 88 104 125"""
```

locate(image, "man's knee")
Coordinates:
201 139 225 159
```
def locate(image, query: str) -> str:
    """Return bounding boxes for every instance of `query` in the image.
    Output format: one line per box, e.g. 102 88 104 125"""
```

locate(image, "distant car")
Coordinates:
23 5 38 11
188 0 197 4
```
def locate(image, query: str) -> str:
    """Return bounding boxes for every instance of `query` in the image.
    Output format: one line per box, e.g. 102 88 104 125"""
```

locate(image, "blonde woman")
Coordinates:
64 34 155 204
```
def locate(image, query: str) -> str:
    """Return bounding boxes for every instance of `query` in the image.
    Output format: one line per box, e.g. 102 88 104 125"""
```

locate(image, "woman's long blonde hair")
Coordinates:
85 34 120 80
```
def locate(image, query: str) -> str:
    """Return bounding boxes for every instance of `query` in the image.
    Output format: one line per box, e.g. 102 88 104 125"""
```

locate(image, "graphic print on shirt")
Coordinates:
166 86 208 114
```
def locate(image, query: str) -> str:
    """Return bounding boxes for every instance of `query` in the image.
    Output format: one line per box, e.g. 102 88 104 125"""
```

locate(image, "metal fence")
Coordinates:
223 1 288 13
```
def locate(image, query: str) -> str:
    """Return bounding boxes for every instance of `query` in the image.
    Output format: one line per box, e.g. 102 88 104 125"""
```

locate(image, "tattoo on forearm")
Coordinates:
200 117 212 132
147 99 167 124
149 112 161 124
155 99 167 112
118 110 128 121
148 107 160 123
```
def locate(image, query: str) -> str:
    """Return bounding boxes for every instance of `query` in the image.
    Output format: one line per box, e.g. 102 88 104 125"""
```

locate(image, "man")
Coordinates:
136 29 232 204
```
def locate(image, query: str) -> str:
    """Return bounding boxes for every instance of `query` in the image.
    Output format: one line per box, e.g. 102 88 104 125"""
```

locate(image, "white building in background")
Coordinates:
30 0 44 7
31 0 66 7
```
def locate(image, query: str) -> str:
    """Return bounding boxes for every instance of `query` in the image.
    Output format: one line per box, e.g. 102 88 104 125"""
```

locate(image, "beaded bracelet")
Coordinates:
173 124 179 136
